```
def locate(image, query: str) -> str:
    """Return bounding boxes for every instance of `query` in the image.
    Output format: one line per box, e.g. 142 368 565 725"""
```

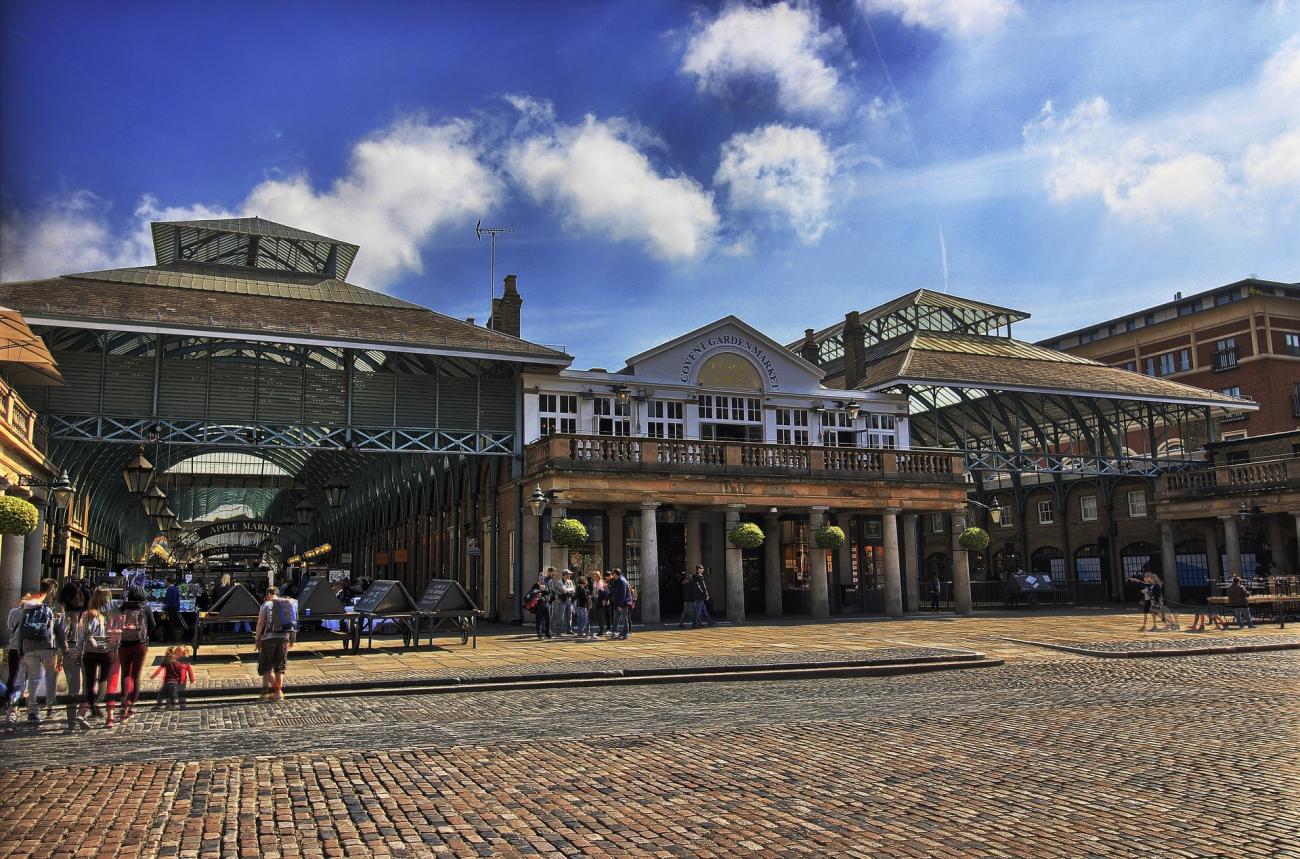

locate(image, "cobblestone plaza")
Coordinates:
2 614 1298 858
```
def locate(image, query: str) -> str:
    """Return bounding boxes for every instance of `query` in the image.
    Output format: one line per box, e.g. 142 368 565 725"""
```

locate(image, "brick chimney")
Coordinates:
799 328 820 365
841 311 867 389
488 273 523 338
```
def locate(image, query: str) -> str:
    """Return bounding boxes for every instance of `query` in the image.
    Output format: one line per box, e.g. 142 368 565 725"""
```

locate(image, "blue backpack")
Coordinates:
20 604 54 650
269 598 298 634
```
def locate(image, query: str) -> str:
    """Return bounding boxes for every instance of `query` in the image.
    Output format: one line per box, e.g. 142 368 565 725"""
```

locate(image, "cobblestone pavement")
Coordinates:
1 652 1296 858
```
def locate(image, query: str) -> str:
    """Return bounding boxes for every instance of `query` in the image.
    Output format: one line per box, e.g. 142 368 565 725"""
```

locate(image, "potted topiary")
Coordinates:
550 517 589 549
958 526 990 552
0 495 40 536
813 525 846 549
727 522 765 548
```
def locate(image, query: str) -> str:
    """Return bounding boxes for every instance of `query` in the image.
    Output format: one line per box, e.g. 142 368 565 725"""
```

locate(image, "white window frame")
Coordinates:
538 393 577 436
820 410 856 447
998 505 1015 528
1038 499 1055 525
865 413 897 449
776 408 810 446
1080 495 1098 522
645 400 684 439
593 396 630 437
930 513 945 534
1127 490 1148 518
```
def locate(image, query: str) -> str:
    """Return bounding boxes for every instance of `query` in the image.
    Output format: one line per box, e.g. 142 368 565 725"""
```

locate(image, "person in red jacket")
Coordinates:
150 645 195 709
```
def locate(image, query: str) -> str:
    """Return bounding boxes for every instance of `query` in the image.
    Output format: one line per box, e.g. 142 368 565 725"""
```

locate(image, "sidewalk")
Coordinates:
115 608 1300 699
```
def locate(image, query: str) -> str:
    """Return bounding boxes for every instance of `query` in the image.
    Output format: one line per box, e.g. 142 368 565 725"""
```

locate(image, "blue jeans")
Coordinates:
1232 607 1255 628
534 605 551 638
692 600 712 627
613 607 631 638
575 607 590 637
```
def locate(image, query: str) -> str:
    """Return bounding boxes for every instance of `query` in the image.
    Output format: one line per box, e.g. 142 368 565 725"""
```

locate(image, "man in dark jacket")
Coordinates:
608 569 632 639
690 565 713 628
1227 576 1255 629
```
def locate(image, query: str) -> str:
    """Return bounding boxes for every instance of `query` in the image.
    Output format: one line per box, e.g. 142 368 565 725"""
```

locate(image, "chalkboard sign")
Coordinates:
416 578 478 614
297 576 346 616
207 584 261 617
355 579 416 615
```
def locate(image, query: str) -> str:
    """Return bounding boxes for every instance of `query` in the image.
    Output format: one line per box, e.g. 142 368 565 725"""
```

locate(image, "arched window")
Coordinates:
698 353 763 390
1120 541 1160 581
1175 538 1208 587
1030 546 1064 578
1074 543 1103 581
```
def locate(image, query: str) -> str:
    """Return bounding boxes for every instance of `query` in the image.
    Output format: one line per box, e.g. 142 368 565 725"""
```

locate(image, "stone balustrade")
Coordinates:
1158 455 1299 498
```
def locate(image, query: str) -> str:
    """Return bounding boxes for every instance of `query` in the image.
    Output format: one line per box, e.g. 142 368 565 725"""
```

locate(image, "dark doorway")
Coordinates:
743 550 765 615
657 522 687 621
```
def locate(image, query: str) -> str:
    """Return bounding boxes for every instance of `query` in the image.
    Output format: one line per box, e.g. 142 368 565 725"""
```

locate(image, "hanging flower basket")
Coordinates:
813 525 846 549
958 526 990 552
0 495 40 536
727 522 765 549
550 517 589 549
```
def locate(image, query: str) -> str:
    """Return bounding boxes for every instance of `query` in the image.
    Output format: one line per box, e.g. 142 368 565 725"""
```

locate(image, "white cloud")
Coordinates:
715 124 836 242
681 2 844 114
857 0 1019 38
506 108 719 260
1023 37 1300 222
1 116 500 289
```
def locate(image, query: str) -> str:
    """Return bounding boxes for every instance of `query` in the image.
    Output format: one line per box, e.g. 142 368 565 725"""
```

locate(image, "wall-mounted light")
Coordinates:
528 484 561 517
613 384 631 406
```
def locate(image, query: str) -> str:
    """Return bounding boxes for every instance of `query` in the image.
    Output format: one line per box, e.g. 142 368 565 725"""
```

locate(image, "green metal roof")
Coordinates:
151 217 361 281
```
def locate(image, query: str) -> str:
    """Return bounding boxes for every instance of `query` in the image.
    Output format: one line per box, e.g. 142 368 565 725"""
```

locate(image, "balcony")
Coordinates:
1209 348 1238 371
524 434 965 483
1158 455 1300 500
0 374 46 455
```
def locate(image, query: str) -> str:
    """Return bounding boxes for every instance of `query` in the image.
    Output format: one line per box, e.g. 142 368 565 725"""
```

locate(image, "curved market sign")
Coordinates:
679 335 781 390
192 520 283 541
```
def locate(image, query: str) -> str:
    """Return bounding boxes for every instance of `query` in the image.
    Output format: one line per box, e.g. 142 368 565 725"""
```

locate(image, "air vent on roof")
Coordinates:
588 367 607 373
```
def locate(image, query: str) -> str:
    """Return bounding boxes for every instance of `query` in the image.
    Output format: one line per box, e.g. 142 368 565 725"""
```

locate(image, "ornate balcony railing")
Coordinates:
0 375 44 454
524 434 964 481
1158 456 1299 498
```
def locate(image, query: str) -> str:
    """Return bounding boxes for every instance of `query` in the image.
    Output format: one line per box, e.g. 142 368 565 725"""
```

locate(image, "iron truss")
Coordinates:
963 449 1204 478
45 414 514 455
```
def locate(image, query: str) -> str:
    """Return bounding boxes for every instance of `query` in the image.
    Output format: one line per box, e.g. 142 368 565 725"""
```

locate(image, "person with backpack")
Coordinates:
75 587 115 729
58 573 93 633
17 586 66 723
110 586 156 724
254 586 297 702
525 574 551 640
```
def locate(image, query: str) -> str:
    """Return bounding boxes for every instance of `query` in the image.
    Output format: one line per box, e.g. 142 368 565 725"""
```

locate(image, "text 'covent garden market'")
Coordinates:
0 217 1257 624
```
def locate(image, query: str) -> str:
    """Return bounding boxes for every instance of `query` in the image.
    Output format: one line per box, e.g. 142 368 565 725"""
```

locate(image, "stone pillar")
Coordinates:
1221 515 1243 582
1158 520 1180 604
882 509 903 617
1203 521 1223 594
1266 515 1285 575
548 505 568 572
808 506 830 619
22 497 46 592
902 513 920 612
951 512 972 616
685 509 702 572
0 533 25 614
725 504 745 623
607 509 625 573
521 506 540 585
639 501 660 624
764 511 782 617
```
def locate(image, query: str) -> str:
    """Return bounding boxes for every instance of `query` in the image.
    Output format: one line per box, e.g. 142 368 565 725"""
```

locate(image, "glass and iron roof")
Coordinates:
151 217 360 281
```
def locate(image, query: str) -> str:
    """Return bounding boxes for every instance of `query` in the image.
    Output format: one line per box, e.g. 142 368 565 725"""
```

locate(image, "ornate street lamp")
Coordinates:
19 470 75 510
121 445 155 495
613 384 630 407
323 477 349 508
295 498 317 525
141 484 168 517
969 497 1003 526
527 484 549 517
154 506 177 531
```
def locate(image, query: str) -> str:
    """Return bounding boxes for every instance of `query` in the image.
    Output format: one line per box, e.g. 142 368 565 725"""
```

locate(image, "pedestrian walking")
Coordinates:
75 588 115 729
109 586 155 723
163 574 184 643
677 572 693 627
574 576 592 639
254 586 298 702
58 572 93 637
15 584 65 723
929 573 942 612
560 570 577 634
151 645 194 709
2 595 26 722
61 606 84 732
592 572 610 636
598 572 614 636
609 569 632 640
525 574 552 639
1227 576 1256 629
690 565 714 627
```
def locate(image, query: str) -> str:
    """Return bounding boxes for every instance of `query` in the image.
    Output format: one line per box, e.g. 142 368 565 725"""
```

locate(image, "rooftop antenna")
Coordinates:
475 219 514 324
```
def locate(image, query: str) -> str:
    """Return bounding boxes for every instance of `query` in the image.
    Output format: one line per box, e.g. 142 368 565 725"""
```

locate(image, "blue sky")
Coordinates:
2 0 1298 369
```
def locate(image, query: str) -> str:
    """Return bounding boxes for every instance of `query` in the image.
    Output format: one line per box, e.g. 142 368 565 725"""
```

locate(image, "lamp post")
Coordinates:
18 471 74 511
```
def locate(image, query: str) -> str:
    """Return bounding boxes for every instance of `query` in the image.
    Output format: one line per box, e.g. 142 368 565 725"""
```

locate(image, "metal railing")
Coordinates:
1210 348 1238 371
524 434 964 480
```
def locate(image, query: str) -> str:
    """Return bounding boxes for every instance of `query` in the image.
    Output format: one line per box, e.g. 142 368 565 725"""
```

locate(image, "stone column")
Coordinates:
639 501 661 624
548 505 568 572
882 509 903 617
1158 520 1180 604
22 497 46 592
808 506 830 619
902 513 920 612
607 509 625 573
685 509 702 572
764 511 782 617
1266 515 1285 575
0 533 25 614
725 504 745 623
1203 521 1223 594
1221 515 1243 581
951 512 972 616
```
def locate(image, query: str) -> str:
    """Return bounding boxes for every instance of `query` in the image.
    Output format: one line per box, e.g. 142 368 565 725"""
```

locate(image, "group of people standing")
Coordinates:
2 577 166 728
525 567 634 640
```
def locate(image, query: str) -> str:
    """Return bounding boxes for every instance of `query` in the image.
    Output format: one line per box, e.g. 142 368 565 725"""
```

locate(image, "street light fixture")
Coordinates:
19 470 75 510
323 477 349 508
121 445 155 495
969 497 1003 526
613 384 630 407
154 506 177 531
527 484 560 517
141 484 168 517
295 498 317 525
838 401 861 421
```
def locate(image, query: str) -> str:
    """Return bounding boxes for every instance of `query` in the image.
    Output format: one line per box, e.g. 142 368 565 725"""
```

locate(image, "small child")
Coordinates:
150 646 195 710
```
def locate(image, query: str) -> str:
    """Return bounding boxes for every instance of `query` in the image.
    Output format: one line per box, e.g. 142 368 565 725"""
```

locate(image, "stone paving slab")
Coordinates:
1004 632 1300 657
